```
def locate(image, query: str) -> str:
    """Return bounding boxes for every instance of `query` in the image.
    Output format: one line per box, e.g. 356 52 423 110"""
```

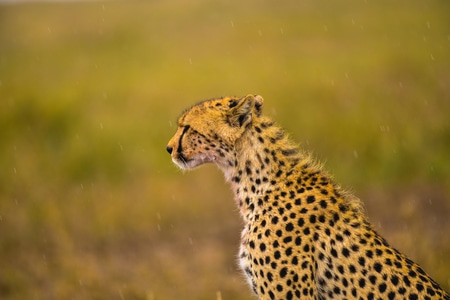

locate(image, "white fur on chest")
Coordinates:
238 226 255 290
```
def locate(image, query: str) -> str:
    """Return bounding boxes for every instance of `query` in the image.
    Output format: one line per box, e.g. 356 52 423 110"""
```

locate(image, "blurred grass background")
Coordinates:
0 0 449 299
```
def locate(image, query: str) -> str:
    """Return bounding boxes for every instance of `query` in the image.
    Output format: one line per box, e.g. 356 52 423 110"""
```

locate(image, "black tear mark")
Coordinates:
177 125 191 154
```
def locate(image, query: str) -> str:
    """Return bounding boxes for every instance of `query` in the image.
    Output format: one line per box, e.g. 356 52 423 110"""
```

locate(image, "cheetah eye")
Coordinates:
181 125 190 133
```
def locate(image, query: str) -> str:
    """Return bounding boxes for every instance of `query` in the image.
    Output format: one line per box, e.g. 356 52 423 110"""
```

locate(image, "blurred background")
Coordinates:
0 0 449 299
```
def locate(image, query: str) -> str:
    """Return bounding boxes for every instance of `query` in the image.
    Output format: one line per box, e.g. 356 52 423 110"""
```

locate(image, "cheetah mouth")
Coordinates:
173 152 206 170
171 154 190 169
177 153 193 168
173 153 213 170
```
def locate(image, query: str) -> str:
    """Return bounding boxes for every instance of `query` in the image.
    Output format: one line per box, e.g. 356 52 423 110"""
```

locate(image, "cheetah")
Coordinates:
166 94 449 300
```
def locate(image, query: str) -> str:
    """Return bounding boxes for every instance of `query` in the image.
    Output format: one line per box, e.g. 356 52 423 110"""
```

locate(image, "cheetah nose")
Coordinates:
166 145 173 154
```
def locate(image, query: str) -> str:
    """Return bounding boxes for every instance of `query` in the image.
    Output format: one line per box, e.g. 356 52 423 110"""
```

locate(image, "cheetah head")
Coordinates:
166 94 264 171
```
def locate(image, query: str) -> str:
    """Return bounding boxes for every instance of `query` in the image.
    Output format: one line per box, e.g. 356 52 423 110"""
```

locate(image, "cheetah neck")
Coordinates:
223 117 316 221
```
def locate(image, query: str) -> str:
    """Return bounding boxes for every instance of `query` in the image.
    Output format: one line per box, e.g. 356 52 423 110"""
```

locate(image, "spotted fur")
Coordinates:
167 94 449 300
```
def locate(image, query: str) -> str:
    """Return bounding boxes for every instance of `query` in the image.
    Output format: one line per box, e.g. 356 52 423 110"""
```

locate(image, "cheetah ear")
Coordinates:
227 94 264 127
253 94 264 116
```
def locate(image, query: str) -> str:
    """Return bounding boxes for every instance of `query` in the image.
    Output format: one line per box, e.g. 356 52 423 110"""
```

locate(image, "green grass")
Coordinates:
0 0 449 299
